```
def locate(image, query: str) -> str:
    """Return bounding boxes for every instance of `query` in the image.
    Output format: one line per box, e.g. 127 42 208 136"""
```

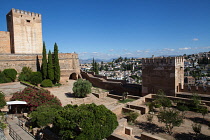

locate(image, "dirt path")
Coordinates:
46 80 120 108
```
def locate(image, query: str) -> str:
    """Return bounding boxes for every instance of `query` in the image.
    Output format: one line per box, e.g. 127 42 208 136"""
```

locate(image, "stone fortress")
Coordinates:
142 56 184 96
0 8 80 81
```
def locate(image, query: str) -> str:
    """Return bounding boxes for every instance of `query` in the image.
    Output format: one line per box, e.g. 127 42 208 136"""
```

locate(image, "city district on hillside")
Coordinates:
0 8 210 140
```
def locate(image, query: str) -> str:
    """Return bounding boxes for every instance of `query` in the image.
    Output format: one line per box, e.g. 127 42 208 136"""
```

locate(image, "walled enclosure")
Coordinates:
142 57 184 96
81 71 142 96
0 53 81 81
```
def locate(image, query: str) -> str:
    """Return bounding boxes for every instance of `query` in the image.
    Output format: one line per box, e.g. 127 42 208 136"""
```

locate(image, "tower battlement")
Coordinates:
11 8 41 18
142 56 184 65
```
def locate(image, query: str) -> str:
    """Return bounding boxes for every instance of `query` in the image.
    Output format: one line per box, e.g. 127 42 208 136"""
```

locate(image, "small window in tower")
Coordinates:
26 20 30 23
21 15 22 17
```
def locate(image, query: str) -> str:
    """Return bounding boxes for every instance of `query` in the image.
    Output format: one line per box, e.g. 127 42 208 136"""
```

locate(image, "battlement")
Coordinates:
10 8 41 18
142 56 184 65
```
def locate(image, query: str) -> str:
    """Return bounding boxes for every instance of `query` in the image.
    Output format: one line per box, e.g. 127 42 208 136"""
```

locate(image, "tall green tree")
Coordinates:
54 43 60 84
92 58 99 74
41 42 47 79
47 50 54 81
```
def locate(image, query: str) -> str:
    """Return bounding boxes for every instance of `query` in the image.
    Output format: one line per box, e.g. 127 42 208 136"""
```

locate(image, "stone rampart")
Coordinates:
0 31 10 53
0 53 80 80
81 71 142 96
179 84 210 95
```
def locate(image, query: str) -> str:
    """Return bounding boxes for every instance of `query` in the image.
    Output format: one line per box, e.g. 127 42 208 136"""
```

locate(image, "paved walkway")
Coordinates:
0 82 26 96
6 115 35 140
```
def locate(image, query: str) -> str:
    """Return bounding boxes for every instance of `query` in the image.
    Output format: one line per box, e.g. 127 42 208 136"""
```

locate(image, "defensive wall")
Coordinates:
6 8 42 54
142 57 184 96
81 71 142 96
0 53 80 82
0 31 10 53
179 84 210 95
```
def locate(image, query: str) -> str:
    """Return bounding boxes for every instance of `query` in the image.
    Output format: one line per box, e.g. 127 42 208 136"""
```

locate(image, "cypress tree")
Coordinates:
54 43 60 83
47 50 54 81
41 42 47 79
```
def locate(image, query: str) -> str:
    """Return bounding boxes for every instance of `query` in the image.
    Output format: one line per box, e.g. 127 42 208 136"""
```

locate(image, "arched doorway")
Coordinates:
69 73 77 80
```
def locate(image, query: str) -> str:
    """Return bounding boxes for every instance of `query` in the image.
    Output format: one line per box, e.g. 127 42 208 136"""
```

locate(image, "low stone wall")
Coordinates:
81 71 142 96
127 104 147 114
141 132 166 140
92 92 108 98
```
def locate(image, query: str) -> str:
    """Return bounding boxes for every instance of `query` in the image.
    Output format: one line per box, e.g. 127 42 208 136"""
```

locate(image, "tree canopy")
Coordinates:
73 79 92 98
54 103 118 140
30 105 62 128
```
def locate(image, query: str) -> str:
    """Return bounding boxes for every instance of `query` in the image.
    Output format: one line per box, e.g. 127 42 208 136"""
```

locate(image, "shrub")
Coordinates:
146 113 154 123
177 104 189 111
3 69 17 82
18 67 32 81
192 123 201 136
0 72 11 83
73 79 92 98
0 91 6 109
41 79 53 87
10 87 61 111
29 72 42 85
126 111 139 123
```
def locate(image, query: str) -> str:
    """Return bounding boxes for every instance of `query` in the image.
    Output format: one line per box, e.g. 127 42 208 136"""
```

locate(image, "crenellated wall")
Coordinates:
142 57 184 96
6 8 42 54
0 53 80 80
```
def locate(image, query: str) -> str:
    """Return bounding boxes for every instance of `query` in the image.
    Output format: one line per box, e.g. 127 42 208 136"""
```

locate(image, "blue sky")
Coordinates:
1 0 210 59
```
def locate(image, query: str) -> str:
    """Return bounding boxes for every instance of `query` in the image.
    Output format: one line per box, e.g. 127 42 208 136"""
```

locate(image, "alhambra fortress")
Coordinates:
0 8 80 82
1 8 210 96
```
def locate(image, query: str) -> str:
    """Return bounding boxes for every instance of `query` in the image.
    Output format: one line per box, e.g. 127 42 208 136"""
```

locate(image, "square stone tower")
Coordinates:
142 57 184 96
6 8 42 54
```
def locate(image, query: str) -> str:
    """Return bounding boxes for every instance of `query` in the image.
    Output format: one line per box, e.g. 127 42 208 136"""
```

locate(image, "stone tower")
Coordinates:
6 8 42 54
142 57 184 96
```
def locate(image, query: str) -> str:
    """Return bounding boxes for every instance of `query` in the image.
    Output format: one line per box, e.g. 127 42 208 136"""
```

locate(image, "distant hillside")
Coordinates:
79 58 113 64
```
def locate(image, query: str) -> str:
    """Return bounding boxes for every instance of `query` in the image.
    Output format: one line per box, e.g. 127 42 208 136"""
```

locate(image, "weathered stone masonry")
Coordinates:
0 8 80 80
0 53 80 80
142 57 184 96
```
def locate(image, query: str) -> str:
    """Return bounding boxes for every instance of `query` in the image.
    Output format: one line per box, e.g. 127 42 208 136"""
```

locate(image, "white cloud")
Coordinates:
179 47 191 50
192 38 199 41
92 52 98 54
162 48 175 51
109 49 114 52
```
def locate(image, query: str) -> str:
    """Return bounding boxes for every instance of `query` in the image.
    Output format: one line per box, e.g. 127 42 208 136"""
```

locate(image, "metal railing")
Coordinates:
8 124 23 140
18 118 35 138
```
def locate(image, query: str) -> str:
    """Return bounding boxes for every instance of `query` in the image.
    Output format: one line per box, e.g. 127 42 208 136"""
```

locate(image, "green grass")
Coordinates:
118 98 135 103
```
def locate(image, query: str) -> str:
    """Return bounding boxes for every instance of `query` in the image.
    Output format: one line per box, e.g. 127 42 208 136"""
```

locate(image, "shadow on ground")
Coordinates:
187 117 210 126
174 132 210 140
137 122 165 134
65 92 74 98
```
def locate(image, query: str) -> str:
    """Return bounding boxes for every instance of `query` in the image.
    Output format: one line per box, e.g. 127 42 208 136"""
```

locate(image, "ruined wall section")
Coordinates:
6 8 42 54
0 31 11 53
0 53 80 79
142 57 184 96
